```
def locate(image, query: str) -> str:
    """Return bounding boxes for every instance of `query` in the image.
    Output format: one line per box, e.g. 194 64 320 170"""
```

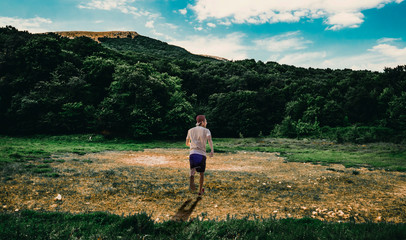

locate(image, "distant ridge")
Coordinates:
53 31 138 42
52 30 226 61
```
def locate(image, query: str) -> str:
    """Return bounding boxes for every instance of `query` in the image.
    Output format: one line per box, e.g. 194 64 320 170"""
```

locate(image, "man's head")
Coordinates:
196 115 207 127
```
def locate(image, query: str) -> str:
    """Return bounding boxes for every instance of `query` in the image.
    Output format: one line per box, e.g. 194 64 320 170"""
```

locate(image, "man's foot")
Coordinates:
198 188 204 196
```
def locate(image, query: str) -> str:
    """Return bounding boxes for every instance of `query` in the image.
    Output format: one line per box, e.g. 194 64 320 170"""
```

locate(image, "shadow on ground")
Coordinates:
171 197 202 221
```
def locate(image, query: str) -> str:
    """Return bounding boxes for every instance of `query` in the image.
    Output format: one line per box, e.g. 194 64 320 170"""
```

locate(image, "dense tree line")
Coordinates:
1 26 405 142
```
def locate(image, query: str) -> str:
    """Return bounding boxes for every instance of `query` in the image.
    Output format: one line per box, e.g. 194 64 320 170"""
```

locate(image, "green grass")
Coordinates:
0 134 184 171
0 134 184 163
0 210 405 240
1 135 405 172
0 135 185 177
214 138 406 171
1 135 406 238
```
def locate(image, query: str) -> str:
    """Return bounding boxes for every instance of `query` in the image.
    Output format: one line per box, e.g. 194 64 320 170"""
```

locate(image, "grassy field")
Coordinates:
214 138 406 171
1 135 405 172
1 135 406 239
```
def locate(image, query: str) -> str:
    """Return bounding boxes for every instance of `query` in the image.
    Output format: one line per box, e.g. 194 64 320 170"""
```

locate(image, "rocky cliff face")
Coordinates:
53 31 138 42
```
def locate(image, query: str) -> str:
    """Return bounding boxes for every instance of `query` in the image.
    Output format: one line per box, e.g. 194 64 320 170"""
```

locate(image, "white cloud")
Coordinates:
270 40 406 71
145 20 154 28
277 51 327 67
179 8 188 15
324 12 364 30
164 23 178 29
377 37 401 44
149 29 175 42
218 20 232 26
331 41 406 71
0 16 52 33
194 26 203 31
207 22 216 28
170 33 247 60
189 0 403 30
254 31 312 52
78 0 139 16
369 43 406 58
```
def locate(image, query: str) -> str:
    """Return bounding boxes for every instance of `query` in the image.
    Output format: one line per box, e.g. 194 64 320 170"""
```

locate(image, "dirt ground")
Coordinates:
1 149 406 223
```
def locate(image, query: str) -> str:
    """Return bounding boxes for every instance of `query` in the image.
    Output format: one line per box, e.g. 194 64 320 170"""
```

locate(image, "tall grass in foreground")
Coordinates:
1 210 405 240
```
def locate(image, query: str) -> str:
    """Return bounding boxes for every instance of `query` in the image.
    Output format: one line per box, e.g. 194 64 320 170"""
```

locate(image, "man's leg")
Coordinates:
198 156 206 195
199 172 204 194
190 168 196 191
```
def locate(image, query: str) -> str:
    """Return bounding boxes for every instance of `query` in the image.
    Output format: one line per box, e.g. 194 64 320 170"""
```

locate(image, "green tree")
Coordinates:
97 63 193 138
82 56 117 104
208 90 263 137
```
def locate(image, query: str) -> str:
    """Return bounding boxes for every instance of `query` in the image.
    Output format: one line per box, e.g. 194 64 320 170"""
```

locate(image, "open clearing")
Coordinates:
1 148 406 223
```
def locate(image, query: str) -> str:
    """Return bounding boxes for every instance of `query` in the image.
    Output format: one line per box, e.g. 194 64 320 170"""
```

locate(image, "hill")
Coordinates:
1 26 405 141
53 31 220 61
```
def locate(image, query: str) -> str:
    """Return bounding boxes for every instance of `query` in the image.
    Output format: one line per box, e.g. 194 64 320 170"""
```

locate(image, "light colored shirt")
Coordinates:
186 126 211 156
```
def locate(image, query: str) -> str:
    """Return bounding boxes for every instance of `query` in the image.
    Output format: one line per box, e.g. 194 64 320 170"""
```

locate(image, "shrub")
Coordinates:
272 117 320 139
320 126 399 143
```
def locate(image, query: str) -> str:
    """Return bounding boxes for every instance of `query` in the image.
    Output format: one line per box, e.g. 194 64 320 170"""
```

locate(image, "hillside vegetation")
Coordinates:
0 26 405 142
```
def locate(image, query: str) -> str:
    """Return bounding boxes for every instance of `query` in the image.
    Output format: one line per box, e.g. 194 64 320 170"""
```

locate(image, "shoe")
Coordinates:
198 188 205 196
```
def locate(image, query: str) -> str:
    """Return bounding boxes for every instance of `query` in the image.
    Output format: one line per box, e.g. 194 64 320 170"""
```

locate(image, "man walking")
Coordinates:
186 115 214 195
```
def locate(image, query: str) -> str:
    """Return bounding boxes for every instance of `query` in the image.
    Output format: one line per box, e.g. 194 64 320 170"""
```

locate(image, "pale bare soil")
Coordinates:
1 149 406 223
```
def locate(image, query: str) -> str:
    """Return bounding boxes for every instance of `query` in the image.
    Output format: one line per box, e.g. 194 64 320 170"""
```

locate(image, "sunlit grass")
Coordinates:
1 135 405 172
214 138 406 171
1 135 406 238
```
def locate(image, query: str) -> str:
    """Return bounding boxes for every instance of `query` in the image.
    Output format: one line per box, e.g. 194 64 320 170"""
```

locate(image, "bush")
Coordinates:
320 126 400 143
272 117 320 139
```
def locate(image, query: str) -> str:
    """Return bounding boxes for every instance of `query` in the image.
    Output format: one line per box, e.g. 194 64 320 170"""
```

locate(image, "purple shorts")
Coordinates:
189 154 206 173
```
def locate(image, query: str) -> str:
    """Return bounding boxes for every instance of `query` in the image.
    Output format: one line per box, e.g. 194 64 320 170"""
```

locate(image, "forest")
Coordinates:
1 26 405 142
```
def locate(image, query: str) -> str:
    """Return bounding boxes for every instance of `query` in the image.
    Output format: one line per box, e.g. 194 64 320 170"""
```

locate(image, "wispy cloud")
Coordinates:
268 39 406 71
324 12 364 30
145 20 154 28
377 37 401 44
189 0 404 30
329 40 406 71
0 16 52 33
369 42 406 58
253 31 312 52
179 8 187 15
164 23 178 29
78 0 140 16
277 51 327 67
170 33 248 60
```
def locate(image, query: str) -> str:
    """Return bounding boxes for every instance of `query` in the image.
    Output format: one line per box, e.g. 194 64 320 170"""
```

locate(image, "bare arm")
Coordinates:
208 135 214 157
186 137 191 147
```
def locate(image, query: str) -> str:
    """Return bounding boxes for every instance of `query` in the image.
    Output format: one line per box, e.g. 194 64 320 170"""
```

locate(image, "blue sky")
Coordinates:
1 0 406 71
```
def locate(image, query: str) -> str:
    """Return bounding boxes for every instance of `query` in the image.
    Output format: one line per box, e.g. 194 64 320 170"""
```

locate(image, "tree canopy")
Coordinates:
1 26 405 142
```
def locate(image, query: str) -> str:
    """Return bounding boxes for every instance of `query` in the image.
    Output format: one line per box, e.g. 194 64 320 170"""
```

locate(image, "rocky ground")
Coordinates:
1 149 406 223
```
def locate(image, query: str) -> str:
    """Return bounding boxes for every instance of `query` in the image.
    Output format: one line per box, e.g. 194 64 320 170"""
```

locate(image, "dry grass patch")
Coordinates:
1 148 406 223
